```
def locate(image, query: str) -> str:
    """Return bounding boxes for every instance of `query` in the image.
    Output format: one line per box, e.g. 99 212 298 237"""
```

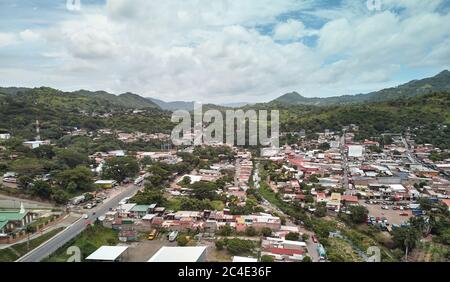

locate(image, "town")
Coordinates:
1 120 449 262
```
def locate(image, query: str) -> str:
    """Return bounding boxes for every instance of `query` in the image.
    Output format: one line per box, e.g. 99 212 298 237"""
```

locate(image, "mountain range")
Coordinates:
271 70 450 106
0 70 449 111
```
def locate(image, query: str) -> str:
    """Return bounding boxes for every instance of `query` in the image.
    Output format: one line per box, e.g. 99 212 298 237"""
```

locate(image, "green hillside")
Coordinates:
272 70 450 106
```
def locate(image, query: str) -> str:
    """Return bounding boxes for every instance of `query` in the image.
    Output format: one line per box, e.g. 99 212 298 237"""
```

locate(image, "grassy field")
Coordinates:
326 238 365 262
0 227 64 262
45 224 119 262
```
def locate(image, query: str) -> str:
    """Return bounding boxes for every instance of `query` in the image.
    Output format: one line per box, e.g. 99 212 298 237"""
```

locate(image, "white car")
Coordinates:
83 214 89 219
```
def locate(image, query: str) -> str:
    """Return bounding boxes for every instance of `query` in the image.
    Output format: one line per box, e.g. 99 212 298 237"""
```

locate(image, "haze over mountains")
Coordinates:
1 70 449 111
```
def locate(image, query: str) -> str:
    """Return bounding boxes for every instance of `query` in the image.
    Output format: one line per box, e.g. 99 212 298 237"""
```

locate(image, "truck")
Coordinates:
168 231 179 242
412 209 425 216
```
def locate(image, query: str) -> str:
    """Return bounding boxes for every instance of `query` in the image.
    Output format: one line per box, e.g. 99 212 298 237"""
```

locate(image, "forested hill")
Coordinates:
0 87 173 140
0 87 160 110
276 92 450 149
271 70 450 106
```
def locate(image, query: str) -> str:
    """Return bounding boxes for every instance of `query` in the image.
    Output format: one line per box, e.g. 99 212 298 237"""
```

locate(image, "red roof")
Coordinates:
266 248 304 256
442 199 450 208
342 195 359 203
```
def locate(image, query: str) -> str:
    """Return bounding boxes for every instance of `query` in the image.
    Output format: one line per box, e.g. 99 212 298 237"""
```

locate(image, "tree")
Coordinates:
245 226 257 237
55 148 88 169
177 235 189 246
56 166 93 192
285 232 300 241
260 255 274 262
217 225 233 237
30 180 51 199
348 206 369 224
11 158 44 177
215 239 226 250
103 157 139 183
179 176 191 186
302 233 310 241
51 189 69 205
32 145 55 159
318 142 330 151
392 226 420 260
225 238 255 255
302 256 312 262
260 227 272 237
17 175 33 189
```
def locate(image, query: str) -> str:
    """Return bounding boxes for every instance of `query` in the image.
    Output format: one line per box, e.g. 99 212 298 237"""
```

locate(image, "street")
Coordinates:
16 184 143 262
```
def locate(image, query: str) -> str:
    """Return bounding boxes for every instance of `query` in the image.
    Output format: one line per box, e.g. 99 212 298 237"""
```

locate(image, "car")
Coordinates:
400 212 409 216
83 214 89 219
148 229 158 240
312 235 318 243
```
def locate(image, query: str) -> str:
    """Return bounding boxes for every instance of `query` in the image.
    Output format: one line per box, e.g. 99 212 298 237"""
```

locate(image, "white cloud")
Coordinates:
1 0 449 103
0 32 18 47
273 19 316 41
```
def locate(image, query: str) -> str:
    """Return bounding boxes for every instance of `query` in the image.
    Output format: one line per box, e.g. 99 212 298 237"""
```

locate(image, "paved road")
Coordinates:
340 133 350 192
16 184 142 262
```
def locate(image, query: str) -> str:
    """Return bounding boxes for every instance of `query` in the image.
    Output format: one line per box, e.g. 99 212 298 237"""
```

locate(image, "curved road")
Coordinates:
17 184 142 262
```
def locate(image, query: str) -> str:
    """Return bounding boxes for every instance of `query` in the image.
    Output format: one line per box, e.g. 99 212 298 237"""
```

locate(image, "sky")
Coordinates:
0 0 449 104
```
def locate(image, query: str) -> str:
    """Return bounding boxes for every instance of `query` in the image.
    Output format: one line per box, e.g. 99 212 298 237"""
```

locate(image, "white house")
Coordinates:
0 133 11 140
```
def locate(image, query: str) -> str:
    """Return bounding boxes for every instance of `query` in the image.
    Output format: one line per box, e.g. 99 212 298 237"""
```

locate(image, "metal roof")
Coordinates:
147 246 207 262
86 246 128 261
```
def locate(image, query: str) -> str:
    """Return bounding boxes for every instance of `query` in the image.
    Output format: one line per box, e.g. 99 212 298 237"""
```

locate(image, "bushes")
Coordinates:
177 235 189 246
260 255 274 262
215 238 256 256
245 226 257 237
285 232 300 241
216 225 233 237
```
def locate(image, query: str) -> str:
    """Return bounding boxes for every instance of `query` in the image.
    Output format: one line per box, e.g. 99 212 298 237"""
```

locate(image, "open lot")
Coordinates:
124 236 177 262
359 200 412 226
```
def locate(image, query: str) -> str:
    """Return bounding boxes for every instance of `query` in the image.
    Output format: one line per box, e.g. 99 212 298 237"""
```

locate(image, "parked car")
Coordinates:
168 231 179 242
148 229 158 240
312 235 318 243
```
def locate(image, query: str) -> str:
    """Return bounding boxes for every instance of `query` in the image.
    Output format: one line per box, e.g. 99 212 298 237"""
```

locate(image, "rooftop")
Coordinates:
86 246 129 261
148 246 207 262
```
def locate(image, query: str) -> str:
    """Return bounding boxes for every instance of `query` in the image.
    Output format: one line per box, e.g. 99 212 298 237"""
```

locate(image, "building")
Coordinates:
348 145 364 158
326 193 342 211
0 205 36 235
232 256 258 262
129 205 150 218
85 246 129 262
22 140 49 149
148 246 207 262
94 180 117 189
0 133 11 140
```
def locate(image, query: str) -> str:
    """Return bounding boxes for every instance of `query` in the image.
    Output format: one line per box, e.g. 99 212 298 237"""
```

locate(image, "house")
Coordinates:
22 140 50 149
129 205 150 218
341 195 359 206
442 199 450 212
148 246 207 262
0 206 36 235
326 193 342 211
0 133 11 140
